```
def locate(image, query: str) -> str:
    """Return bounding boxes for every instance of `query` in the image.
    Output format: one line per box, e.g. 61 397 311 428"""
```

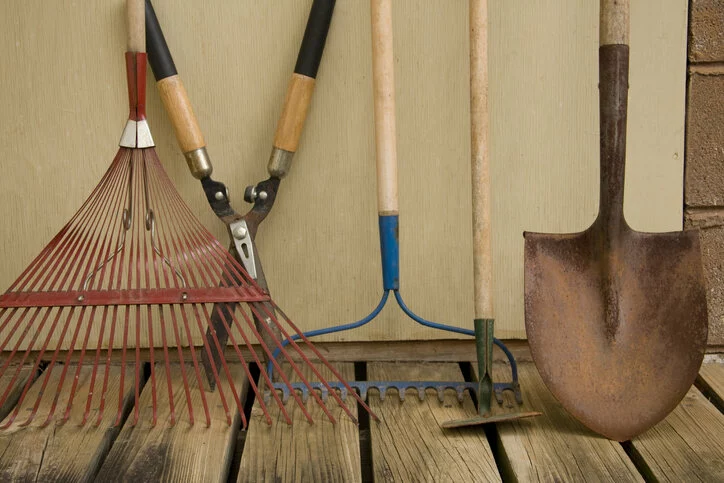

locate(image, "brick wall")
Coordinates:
684 0 724 347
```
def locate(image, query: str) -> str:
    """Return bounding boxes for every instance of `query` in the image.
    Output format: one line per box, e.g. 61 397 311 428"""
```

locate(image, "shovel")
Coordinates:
524 0 708 442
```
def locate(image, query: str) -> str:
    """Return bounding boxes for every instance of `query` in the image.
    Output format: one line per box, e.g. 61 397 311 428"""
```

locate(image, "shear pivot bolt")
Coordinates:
258 191 268 201
214 191 225 201
233 226 248 239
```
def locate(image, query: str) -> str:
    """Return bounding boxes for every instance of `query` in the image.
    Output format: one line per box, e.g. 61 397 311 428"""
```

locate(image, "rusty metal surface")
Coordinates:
524 45 708 442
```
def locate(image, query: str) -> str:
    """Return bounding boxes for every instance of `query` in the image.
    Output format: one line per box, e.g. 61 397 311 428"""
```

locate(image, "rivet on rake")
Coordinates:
181 292 188 301
77 295 85 303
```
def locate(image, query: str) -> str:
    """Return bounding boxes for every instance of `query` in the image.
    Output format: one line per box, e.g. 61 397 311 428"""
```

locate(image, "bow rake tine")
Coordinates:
179 306 211 427
248 303 340 425
234 306 314 425
265 302 379 423
81 306 108 426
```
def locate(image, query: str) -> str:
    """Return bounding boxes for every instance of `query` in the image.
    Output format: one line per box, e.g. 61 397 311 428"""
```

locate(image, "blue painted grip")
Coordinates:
379 215 399 290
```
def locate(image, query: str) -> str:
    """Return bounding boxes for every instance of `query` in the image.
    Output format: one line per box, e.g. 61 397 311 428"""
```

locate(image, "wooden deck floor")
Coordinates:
0 359 721 482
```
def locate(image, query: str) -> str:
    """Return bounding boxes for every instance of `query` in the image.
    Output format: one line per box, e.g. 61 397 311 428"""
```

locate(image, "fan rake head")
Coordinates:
0 47 376 430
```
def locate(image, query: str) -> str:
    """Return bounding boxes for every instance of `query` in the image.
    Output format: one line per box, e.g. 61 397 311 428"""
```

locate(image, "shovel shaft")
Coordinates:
597 1 629 234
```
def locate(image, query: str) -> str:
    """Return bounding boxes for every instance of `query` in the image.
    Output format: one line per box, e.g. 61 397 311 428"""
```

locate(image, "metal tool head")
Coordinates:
441 411 542 429
524 225 708 441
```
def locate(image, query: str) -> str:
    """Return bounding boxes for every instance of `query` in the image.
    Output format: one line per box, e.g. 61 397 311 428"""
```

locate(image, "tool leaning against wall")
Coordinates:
144 0 378 425
524 0 708 441
265 0 528 410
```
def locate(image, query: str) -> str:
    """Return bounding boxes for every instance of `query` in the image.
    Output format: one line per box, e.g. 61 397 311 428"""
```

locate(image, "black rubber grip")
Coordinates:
145 0 177 81
294 0 336 78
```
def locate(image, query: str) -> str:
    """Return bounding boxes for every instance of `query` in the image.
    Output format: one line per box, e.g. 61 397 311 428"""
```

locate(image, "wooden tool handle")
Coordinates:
145 0 209 178
600 0 629 46
273 0 335 154
371 0 399 216
469 0 492 319
127 0 145 52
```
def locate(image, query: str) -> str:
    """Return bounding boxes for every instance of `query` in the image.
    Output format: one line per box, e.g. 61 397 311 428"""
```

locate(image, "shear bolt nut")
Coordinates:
233 226 248 240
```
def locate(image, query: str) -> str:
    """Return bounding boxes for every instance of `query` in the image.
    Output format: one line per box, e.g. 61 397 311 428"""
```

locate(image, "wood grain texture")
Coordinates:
371 0 399 215
0 367 33 422
368 362 500 482
0 365 134 483
629 384 724 481
0 1 687 342
238 363 360 482
96 363 246 483
600 0 630 45
487 362 642 482
157 75 206 154
126 0 145 52
470 0 493 319
273 73 315 153
698 361 724 410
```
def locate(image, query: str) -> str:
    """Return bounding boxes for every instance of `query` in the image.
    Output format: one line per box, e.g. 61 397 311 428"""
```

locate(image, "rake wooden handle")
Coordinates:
127 0 145 52
470 0 492 319
371 0 399 216
600 0 629 46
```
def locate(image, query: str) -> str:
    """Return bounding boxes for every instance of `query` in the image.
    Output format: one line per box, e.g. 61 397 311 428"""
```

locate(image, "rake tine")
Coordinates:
147 307 159 426
248 304 339 425
213 306 277 426
234 307 314 424
59 307 98 425
191 304 232 426
264 303 379 423
115 308 130 427
200 305 249 429
157 307 176 426
132 307 143 426
82 306 108 426
18 307 77 428
179 306 211 427
96 308 118 427
168 306 194 426
227 309 291 426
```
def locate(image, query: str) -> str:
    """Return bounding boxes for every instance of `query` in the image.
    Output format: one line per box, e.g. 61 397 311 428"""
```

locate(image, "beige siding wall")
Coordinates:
0 1 687 344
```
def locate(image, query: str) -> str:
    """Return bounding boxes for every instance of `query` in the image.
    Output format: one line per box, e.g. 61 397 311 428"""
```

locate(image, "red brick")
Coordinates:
684 215 724 346
685 73 724 207
689 0 724 62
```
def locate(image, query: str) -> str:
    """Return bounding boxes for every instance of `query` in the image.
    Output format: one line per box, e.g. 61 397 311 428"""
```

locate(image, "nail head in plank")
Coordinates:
486 362 642 482
368 362 500 482
96 362 247 483
238 363 361 483
629 384 724 481
0 365 134 483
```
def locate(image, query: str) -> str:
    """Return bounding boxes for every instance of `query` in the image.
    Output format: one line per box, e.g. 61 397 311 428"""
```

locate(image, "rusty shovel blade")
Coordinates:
523 45 708 442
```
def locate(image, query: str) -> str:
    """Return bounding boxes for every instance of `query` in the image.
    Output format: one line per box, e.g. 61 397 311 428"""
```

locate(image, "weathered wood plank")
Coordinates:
629 384 724 481
0 367 33 422
96 362 247 483
238 363 361 483
697 362 724 411
488 362 642 482
368 362 500 482
0 364 134 483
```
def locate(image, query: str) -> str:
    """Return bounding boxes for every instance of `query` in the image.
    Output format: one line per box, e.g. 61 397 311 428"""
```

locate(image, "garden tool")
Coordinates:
267 0 524 407
524 0 708 441
442 0 540 428
0 0 375 430
144 0 340 389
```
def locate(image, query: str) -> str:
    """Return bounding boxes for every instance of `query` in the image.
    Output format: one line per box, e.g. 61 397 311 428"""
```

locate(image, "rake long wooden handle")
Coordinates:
600 0 629 46
371 0 399 216
127 0 145 52
470 0 492 319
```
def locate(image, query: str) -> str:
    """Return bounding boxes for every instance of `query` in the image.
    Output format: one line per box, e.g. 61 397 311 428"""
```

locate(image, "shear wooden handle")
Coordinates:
371 0 399 216
269 0 335 177
145 0 209 178
600 0 629 46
